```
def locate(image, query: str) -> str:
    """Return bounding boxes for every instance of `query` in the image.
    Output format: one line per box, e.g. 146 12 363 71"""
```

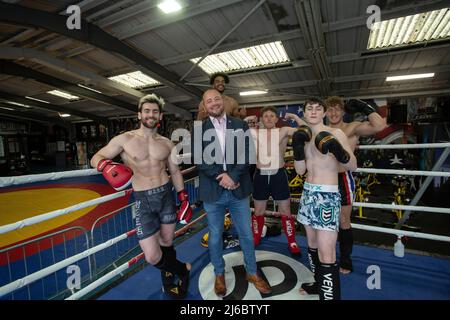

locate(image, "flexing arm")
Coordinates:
285 112 307 127
353 113 387 137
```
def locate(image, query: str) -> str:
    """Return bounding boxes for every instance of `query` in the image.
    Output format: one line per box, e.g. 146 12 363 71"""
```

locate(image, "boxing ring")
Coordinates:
1 143 450 300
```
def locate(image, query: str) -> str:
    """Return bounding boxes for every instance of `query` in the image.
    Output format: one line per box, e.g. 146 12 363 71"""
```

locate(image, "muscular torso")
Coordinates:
251 128 289 170
119 130 171 191
304 127 341 185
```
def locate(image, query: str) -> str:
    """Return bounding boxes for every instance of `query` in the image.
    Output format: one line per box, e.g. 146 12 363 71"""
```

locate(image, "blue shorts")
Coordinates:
133 182 176 240
297 182 341 231
252 168 290 201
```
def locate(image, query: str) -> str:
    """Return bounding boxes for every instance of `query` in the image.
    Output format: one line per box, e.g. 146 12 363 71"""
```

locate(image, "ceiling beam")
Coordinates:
0 47 144 99
0 60 138 112
0 2 203 99
0 91 106 123
0 103 69 127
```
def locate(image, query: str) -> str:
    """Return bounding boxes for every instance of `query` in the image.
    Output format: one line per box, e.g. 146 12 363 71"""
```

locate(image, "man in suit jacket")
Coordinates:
192 89 272 297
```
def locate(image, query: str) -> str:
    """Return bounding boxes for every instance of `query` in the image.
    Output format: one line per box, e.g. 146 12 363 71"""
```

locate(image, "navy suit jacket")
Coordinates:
192 116 254 203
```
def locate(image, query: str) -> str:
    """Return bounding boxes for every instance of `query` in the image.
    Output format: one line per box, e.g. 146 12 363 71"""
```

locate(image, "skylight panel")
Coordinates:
108 71 160 89
190 41 291 74
367 8 450 50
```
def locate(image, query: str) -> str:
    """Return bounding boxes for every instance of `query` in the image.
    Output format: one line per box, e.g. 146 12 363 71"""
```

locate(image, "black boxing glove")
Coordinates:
315 131 350 164
345 99 378 116
292 125 312 161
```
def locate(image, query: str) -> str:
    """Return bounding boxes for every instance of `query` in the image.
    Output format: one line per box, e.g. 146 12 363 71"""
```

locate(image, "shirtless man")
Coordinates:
292 97 357 300
325 97 386 274
90 94 193 299
250 107 306 255
197 72 240 120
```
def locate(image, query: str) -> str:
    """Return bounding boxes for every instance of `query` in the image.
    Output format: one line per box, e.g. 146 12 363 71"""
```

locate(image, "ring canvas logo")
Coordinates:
198 251 318 300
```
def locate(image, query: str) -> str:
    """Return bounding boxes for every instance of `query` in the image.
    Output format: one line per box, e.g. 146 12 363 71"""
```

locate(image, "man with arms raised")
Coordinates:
250 107 306 255
325 97 386 274
91 94 192 299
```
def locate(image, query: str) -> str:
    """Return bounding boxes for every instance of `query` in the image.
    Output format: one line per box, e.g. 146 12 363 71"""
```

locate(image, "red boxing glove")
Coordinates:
97 159 133 191
177 190 192 224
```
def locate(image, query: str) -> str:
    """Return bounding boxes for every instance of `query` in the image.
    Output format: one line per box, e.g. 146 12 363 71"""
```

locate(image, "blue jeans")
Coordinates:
203 190 257 275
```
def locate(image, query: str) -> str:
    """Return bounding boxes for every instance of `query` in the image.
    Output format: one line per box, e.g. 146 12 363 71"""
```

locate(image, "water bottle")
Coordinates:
394 236 404 257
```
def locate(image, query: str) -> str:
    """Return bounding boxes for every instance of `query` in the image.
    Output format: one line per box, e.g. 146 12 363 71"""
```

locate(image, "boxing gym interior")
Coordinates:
1 0 450 302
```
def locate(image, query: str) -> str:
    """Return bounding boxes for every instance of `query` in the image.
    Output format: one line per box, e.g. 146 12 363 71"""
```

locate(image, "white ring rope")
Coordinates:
0 154 194 188
353 202 450 214
357 142 450 150
356 167 450 177
0 189 133 235
65 252 145 300
351 223 450 242
0 229 137 297
0 169 99 188
66 210 207 300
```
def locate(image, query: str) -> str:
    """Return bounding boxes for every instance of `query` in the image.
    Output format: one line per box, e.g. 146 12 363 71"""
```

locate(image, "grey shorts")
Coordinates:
134 182 176 240
297 182 341 231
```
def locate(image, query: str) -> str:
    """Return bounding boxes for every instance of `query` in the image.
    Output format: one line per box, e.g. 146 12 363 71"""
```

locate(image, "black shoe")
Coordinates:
300 282 318 295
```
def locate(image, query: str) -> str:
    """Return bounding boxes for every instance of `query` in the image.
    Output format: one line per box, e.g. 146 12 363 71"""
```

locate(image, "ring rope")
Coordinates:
1 203 203 299
0 162 196 188
65 252 145 300
0 189 133 235
0 229 137 297
356 167 450 177
66 210 207 300
357 142 450 150
353 201 450 214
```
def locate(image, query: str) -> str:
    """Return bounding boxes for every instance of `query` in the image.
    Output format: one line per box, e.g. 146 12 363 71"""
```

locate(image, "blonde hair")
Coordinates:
138 94 165 112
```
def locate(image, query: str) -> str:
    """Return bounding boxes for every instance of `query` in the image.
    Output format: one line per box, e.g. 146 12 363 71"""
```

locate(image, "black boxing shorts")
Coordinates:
338 171 355 206
133 182 176 240
252 168 291 201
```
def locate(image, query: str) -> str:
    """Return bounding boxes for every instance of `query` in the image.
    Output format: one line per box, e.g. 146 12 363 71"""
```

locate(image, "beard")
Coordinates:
141 117 159 129
208 107 225 118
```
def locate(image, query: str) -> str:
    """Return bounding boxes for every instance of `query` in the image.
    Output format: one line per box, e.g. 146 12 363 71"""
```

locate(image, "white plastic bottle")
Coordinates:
394 235 405 258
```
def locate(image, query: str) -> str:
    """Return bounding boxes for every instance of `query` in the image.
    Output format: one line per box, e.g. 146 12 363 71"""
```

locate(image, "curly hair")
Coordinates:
209 72 230 85
324 96 344 110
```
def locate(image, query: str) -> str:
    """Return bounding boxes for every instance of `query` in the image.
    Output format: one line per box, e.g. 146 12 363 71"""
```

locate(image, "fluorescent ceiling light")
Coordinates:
367 7 450 50
47 90 80 100
158 0 181 14
0 106 15 111
191 41 291 74
59 113 71 118
5 101 32 108
25 96 50 104
108 71 160 89
77 84 102 93
240 90 268 96
386 73 435 81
